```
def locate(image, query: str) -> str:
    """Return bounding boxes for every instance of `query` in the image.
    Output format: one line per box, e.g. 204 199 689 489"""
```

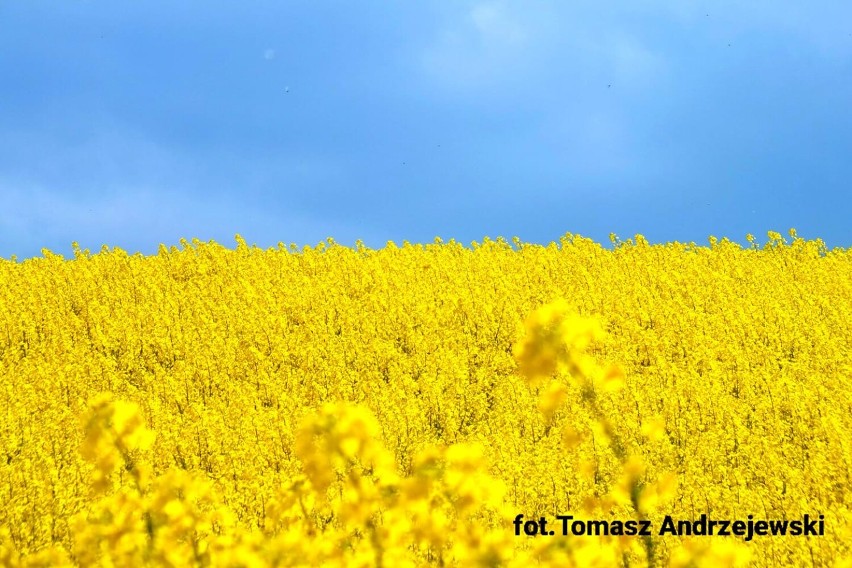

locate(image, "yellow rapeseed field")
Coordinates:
0 230 849 567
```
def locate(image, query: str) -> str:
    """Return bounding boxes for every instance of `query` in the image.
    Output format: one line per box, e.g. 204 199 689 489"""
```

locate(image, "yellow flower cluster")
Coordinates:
0 230 849 566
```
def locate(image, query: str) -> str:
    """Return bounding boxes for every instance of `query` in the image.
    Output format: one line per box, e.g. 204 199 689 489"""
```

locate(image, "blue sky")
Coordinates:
2 1 851 259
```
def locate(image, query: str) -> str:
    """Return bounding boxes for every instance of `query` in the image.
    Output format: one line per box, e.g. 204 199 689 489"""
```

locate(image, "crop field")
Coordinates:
0 231 849 566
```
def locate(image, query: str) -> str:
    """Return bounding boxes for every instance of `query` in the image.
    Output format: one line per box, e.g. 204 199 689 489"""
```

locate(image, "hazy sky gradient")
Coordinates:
2 1 851 258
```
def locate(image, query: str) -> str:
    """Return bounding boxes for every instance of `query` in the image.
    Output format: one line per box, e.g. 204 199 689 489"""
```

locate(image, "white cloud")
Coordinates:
469 1 528 46
0 116 369 258
419 1 669 97
607 35 668 86
420 1 543 95
0 182 370 258
419 0 852 99
644 0 852 57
